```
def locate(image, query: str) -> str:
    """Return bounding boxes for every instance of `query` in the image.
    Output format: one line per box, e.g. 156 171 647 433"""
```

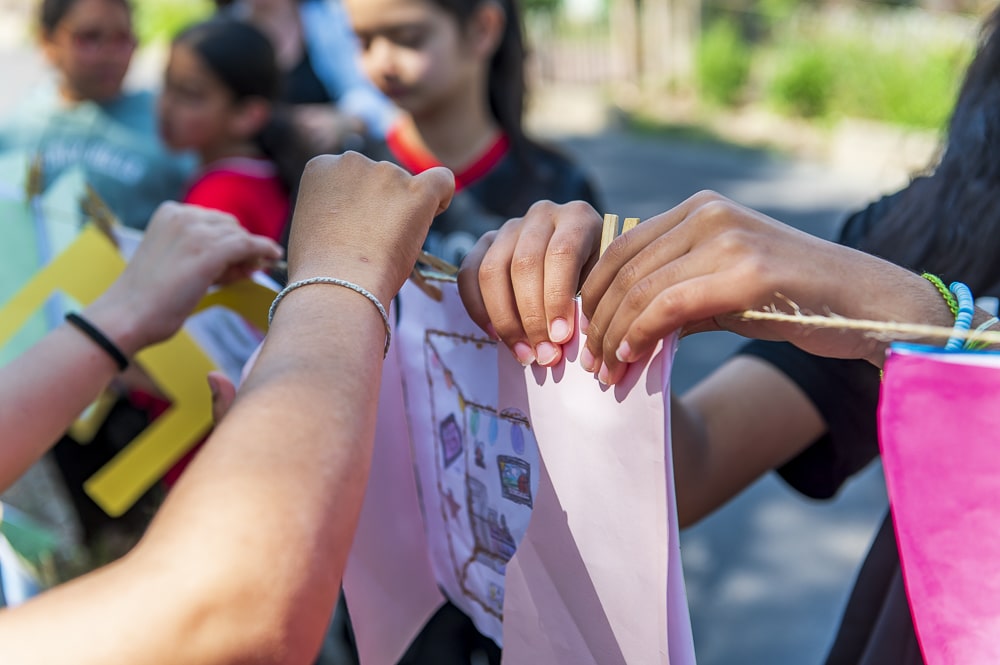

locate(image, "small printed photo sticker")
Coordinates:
439 413 464 469
497 455 532 507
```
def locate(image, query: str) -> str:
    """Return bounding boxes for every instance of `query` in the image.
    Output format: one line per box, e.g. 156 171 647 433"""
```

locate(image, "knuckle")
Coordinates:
547 235 583 262
689 189 724 206
611 259 639 293
623 276 654 310
526 199 558 217
510 250 542 277
478 252 510 286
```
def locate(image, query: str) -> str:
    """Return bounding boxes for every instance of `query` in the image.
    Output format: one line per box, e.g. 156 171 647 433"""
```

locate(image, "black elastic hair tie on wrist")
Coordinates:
65 312 129 372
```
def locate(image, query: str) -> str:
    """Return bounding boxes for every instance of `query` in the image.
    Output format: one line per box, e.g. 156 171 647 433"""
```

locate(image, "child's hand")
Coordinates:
580 190 948 384
91 202 283 355
287 152 455 305
458 200 602 366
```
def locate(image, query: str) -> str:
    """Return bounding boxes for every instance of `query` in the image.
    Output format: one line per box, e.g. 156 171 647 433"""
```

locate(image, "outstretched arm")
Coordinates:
0 153 455 665
0 202 282 494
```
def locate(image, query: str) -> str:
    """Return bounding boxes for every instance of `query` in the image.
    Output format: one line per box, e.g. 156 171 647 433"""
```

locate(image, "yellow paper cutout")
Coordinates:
0 225 275 516
193 278 275 332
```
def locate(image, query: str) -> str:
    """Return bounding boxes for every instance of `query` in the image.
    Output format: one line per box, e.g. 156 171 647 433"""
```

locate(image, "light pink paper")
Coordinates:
501 316 694 665
345 280 696 664
342 307 445 665
879 345 1000 665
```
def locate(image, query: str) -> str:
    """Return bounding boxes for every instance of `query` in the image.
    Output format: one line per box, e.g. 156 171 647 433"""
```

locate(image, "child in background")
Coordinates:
345 0 600 267
0 0 193 230
153 18 309 484
158 18 309 242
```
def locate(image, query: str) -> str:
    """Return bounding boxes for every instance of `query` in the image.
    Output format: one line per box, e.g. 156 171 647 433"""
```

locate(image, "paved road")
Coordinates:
0 45 897 665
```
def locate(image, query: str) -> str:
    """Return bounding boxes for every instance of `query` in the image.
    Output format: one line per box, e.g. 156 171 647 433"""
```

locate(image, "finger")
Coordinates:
477 219 535 365
580 190 721 321
581 192 729 375
458 230 500 338
541 202 602 353
581 221 695 375
413 166 456 216
214 234 284 284
208 371 237 425
593 254 703 383
510 205 563 366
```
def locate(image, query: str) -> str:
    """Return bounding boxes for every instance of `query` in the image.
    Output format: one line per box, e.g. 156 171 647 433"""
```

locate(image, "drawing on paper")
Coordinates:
423 330 539 620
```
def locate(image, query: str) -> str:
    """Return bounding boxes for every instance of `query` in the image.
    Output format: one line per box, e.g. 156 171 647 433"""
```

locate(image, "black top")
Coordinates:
737 192 924 664
283 48 333 105
366 138 602 266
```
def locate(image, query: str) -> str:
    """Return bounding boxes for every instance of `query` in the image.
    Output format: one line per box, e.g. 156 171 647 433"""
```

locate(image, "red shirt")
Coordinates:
385 124 509 191
183 157 290 241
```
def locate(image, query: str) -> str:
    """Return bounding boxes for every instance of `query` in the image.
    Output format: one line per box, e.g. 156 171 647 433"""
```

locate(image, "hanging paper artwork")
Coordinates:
880 344 1000 665
343 276 696 665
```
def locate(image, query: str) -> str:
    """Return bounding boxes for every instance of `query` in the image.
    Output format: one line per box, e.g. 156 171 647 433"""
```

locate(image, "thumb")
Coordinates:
414 166 456 216
207 371 237 425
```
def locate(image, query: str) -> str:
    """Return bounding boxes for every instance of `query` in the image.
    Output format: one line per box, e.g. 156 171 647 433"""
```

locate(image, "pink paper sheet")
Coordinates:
501 319 694 665
879 345 1000 664
341 307 445 665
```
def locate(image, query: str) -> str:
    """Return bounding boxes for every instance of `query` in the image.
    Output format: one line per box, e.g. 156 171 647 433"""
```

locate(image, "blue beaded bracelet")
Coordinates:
945 281 975 351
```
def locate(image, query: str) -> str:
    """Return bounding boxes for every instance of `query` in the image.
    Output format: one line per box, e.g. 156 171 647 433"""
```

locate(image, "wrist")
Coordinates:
82 292 151 359
288 259 398 307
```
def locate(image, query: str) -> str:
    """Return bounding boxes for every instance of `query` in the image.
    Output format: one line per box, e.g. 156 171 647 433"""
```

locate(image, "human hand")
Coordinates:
88 202 283 356
458 200 602 366
580 190 952 384
207 371 237 425
286 152 455 305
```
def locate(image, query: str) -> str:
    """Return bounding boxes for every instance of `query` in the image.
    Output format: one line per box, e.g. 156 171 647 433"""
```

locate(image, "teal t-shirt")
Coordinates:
0 85 194 229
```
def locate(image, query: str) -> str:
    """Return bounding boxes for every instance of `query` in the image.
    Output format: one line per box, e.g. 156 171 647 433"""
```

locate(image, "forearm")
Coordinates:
671 356 826 527
0 296 143 493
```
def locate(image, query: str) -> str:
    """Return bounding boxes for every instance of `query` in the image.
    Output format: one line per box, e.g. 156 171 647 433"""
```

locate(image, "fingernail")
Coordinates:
485 323 499 340
535 341 559 366
615 340 632 363
597 363 610 385
549 317 571 343
580 346 596 372
207 375 219 400
513 342 536 366
580 313 590 334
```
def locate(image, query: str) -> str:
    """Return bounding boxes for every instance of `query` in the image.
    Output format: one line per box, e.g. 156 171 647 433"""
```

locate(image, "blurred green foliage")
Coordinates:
132 0 215 45
697 18 752 105
762 33 970 128
691 6 974 130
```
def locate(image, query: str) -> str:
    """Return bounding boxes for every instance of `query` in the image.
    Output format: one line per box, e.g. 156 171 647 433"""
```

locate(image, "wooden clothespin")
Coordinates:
408 251 460 301
600 213 619 258
81 185 120 248
599 214 641 258
25 153 43 201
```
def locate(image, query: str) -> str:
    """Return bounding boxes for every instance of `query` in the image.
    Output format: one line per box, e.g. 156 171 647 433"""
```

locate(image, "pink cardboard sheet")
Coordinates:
341 304 445 665
343 278 696 664
879 345 1000 664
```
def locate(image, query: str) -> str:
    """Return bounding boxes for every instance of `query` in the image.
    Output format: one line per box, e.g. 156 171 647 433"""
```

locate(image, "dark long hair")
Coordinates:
174 18 309 200
856 5 1000 298
431 0 529 159
40 0 130 34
